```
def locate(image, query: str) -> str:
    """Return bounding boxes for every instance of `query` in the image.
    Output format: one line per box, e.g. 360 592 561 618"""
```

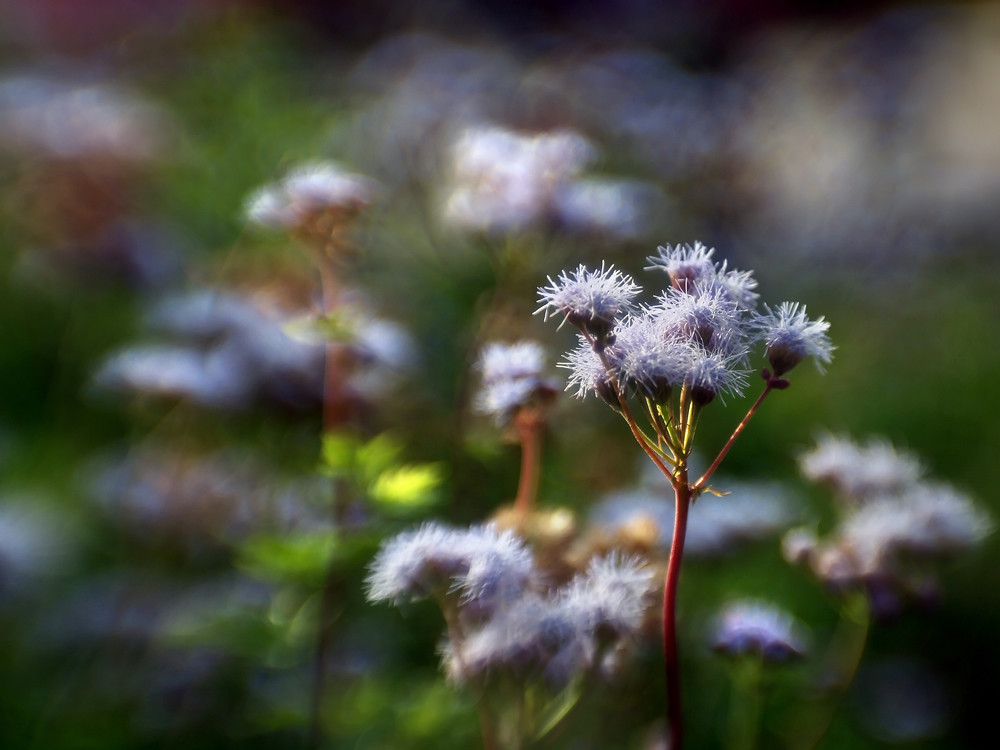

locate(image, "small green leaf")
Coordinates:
356 433 404 484
238 532 339 585
369 463 444 514
320 432 361 477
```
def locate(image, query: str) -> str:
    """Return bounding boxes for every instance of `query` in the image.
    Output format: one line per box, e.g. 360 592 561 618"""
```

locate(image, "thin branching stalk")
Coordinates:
694 384 773 491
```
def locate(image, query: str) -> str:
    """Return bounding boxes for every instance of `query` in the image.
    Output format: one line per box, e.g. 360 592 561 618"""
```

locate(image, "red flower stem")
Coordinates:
513 408 544 515
664 472 691 750
693 385 773 490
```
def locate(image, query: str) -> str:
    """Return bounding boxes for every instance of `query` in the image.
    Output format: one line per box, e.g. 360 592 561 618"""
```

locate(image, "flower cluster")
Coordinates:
784 435 991 614
475 341 559 426
539 242 833 411
441 124 661 238
711 599 808 662
368 523 654 690
245 161 378 239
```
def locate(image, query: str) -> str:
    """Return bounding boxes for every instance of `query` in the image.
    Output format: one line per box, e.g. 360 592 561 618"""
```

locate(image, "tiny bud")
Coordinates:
770 378 790 390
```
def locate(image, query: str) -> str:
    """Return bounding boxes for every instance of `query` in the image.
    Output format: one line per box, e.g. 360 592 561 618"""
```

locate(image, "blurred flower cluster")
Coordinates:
785 434 992 617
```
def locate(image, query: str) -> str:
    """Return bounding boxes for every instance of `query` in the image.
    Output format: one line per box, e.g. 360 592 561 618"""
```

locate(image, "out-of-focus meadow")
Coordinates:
1 0 999 748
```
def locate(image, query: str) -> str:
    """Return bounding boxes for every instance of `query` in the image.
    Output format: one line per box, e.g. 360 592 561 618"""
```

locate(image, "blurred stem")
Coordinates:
440 598 499 750
785 592 870 750
513 407 544 515
664 469 691 750
727 657 764 750
694 385 773 491
307 476 347 750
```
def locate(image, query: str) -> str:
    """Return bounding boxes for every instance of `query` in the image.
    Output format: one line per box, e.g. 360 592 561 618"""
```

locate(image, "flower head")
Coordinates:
475 341 558 425
711 599 808 662
366 522 536 610
536 263 639 342
799 434 923 502
757 302 834 376
245 161 378 234
558 337 618 406
558 553 655 641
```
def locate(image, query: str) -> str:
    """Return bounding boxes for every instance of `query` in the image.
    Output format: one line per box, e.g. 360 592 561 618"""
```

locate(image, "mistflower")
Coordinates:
799 434 924 501
838 482 991 577
711 599 807 662
683 349 750 406
449 592 576 683
366 522 536 611
536 263 639 342
756 302 834 376
441 125 596 234
558 554 655 641
559 338 618 405
609 315 691 402
475 341 558 425
245 161 378 234
645 242 717 293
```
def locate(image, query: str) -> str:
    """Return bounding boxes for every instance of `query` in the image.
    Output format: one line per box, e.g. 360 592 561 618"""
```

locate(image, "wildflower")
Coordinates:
645 242 717 293
558 553 655 641
789 435 992 610
0 73 169 162
445 555 654 688
838 482 991 576
756 302 834 376
245 161 378 235
559 337 618 405
536 263 639 342
798 434 924 502
711 599 807 662
366 522 536 610
475 341 558 425
441 125 595 234
684 348 750 406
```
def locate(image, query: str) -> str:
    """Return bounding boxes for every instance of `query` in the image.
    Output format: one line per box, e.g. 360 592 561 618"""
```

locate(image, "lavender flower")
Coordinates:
536 263 639 342
559 337 618 405
558 553 655 641
788 435 992 609
645 241 717 293
366 522 536 612
756 302 834 376
798 434 924 502
245 161 377 233
446 554 654 688
475 341 558 424
711 599 807 662
441 125 596 234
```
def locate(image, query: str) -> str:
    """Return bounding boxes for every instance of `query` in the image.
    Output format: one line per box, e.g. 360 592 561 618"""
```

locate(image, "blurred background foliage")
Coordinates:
0 0 999 748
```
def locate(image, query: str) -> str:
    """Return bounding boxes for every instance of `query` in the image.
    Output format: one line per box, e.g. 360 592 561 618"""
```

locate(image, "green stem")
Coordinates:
727 657 764 750
785 592 870 750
